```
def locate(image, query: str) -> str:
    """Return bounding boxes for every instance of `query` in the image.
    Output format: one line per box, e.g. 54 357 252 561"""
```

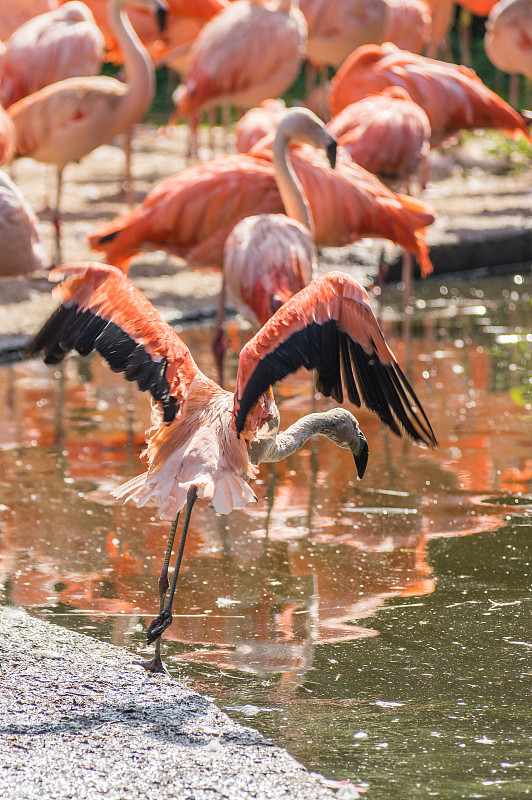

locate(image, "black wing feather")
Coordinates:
26 305 178 424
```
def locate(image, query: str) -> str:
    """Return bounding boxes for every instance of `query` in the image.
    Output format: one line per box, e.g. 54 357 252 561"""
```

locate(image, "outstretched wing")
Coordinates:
234 271 437 447
26 262 200 424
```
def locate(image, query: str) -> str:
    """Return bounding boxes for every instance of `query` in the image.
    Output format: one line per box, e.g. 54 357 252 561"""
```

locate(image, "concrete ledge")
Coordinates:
0 608 336 800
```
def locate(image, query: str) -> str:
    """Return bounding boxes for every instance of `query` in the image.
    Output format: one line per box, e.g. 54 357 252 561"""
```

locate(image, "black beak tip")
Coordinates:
354 436 369 479
269 294 283 316
156 4 168 33
326 138 337 170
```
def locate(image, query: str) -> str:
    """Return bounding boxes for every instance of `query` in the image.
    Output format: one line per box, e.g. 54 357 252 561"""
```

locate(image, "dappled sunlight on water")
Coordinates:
1 272 531 797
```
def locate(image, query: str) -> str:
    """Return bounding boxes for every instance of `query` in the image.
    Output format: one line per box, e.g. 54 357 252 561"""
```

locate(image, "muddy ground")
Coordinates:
0 123 531 341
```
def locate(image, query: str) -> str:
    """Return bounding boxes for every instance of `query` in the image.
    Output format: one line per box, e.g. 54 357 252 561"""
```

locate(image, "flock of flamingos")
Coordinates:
0 0 530 671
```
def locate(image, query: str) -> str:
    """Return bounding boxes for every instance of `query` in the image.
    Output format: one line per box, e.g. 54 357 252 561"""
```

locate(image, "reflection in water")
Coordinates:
0 272 531 796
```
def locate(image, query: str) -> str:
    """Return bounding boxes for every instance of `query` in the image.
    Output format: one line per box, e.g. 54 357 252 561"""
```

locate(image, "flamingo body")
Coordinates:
485 0 532 80
381 0 432 54
0 169 46 276
327 87 431 187
173 0 307 118
235 98 286 154
89 145 435 276
330 42 531 146
0 2 105 109
300 0 387 68
0 105 16 165
0 0 58 41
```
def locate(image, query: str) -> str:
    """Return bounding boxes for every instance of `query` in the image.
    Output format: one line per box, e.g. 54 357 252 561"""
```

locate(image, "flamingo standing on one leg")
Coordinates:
171 0 307 153
87 140 436 277
28 262 437 672
216 107 337 383
0 2 105 109
329 42 532 147
7 0 167 264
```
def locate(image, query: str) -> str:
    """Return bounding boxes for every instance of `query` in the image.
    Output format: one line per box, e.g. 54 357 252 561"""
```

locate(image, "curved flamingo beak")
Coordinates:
354 432 369 479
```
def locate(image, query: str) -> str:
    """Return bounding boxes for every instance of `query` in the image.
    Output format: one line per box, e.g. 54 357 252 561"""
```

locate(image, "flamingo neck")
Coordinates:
273 125 314 237
108 0 155 124
248 408 364 465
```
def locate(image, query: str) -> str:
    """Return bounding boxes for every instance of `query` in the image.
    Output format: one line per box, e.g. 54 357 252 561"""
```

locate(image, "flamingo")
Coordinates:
327 87 431 190
299 0 387 69
380 0 432 54
485 0 532 106
0 106 15 165
7 0 167 262
88 140 435 277
330 42 532 147
235 98 286 154
27 262 437 671
0 2 105 109
0 0 58 41
216 107 336 382
0 169 46 276
171 0 307 150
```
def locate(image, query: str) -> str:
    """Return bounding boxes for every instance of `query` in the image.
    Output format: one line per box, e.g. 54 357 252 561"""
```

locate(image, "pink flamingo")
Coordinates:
330 42 531 147
0 105 15 165
299 0 387 69
381 0 432 54
0 169 46 276
235 98 286 154
327 87 431 190
88 140 435 277
216 107 336 381
485 0 532 106
0 2 104 109
171 0 307 148
0 0 58 41
28 262 437 670
7 0 166 262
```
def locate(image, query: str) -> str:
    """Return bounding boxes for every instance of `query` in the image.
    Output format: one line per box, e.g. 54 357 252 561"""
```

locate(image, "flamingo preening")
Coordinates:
7 0 167 262
28 262 437 672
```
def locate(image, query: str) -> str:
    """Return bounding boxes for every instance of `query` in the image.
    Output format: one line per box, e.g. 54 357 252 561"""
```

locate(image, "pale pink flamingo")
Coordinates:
300 0 387 69
381 0 432 54
0 105 15 165
88 140 435 277
235 98 286 154
28 262 437 670
485 0 532 106
216 107 337 382
0 169 46 276
171 0 307 150
7 0 166 262
0 0 58 41
330 42 531 147
0 2 105 109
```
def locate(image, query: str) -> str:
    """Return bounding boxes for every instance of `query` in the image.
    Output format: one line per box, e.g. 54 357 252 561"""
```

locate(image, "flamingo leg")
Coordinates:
212 276 227 387
142 511 181 674
53 167 64 266
146 487 198 648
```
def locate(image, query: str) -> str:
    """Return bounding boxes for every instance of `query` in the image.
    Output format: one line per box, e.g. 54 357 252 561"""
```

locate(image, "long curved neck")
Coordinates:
108 0 155 124
273 124 314 237
248 408 363 465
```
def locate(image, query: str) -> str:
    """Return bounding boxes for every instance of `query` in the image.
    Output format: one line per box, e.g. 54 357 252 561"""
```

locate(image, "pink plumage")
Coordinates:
381 0 432 54
0 2 104 109
327 87 431 188
330 42 531 146
0 169 46 276
173 0 307 118
235 99 286 154
0 0 58 41
300 0 387 68
485 0 532 81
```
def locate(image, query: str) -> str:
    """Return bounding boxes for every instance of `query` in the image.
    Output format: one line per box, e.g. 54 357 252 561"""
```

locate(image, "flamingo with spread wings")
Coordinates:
28 263 437 671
